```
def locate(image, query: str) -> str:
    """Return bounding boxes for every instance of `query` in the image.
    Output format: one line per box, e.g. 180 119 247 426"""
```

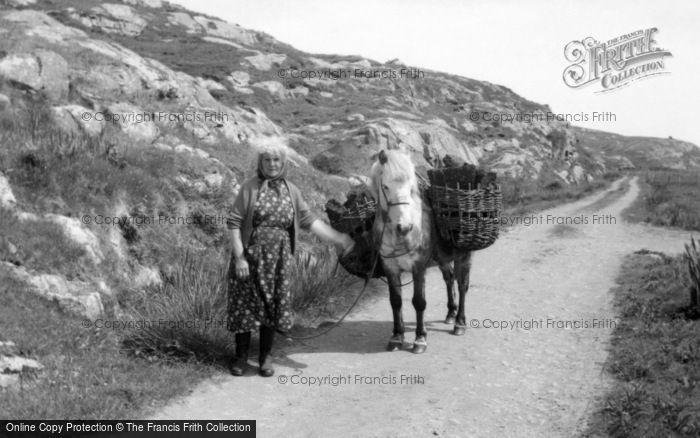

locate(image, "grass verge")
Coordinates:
623 170 700 231
0 266 214 419
585 252 700 437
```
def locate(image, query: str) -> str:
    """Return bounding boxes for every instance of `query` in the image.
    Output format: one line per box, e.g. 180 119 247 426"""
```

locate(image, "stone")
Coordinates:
0 173 17 208
133 265 161 288
204 173 223 188
0 356 44 374
0 93 10 111
228 71 250 87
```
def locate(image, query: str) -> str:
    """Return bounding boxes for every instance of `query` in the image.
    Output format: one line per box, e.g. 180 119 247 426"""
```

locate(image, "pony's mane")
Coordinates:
371 149 416 185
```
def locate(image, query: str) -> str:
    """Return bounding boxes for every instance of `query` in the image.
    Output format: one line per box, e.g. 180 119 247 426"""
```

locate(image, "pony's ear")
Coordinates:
378 149 388 165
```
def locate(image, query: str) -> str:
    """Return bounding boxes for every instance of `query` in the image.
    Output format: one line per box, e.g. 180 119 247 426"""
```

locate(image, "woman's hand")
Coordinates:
235 257 249 279
308 219 355 256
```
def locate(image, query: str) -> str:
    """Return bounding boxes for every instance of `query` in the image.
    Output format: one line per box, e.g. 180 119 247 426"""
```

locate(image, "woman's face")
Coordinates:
261 153 283 178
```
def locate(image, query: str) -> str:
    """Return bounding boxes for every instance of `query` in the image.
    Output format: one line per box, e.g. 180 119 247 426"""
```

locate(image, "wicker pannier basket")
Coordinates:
428 167 502 251
325 195 384 278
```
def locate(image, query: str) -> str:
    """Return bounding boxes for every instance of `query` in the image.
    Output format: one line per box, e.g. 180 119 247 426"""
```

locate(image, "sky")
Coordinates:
172 0 700 147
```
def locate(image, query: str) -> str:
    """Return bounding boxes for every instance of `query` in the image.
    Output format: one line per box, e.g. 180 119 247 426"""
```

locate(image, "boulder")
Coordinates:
245 53 287 71
51 105 105 137
167 12 201 33
0 353 43 389
0 356 44 374
0 50 69 100
107 102 159 142
193 16 259 45
228 71 250 87
133 265 162 288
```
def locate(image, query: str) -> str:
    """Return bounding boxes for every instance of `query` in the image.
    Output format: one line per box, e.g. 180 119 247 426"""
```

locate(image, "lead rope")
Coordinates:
275 220 387 340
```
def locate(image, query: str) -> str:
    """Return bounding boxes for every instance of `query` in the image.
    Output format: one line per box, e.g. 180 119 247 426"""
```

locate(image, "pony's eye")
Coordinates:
382 184 389 191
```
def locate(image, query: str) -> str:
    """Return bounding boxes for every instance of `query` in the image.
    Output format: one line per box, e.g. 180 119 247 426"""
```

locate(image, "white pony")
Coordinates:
367 149 473 353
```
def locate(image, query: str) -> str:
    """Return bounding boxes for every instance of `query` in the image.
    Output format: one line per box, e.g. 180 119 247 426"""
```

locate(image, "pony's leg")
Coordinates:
453 251 473 336
411 269 428 354
439 262 457 324
387 271 405 351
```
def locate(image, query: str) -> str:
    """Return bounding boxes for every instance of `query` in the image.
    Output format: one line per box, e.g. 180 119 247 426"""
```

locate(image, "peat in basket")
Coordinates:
326 192 385 278
427 164 502 251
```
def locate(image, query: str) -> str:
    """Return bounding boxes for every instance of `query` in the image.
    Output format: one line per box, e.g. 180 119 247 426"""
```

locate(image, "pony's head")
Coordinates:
370 149 420 236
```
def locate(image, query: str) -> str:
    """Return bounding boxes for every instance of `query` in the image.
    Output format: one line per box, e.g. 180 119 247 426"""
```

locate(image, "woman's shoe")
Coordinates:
259 325 275 377
230 331 251 376
258 357 274 377
229 356 248 376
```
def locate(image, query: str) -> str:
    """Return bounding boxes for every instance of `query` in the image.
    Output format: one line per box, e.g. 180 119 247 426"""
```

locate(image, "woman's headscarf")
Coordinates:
256 151 288 191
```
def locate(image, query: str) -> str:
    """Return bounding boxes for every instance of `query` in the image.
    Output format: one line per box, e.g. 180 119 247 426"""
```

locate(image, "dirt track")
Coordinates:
149 177 693 437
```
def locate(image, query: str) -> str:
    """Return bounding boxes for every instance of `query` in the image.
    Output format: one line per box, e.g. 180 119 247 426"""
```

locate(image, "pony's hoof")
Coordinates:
387 335 404 351
412 339 427 354
453 325 466 336
444 315 456 325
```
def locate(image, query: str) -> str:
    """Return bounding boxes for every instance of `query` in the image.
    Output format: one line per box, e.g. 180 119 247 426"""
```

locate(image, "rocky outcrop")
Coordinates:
68 4 148 36
167 12 260 46
0 50 69 100
3 262 105 319
122 0 163 8
0 9 282 144
313 117 479 176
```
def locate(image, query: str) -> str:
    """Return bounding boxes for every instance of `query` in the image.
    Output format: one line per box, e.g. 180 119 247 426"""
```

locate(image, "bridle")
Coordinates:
377 177 421 260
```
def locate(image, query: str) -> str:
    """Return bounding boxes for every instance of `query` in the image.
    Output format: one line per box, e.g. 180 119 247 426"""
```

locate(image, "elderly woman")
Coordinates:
226 140 354 377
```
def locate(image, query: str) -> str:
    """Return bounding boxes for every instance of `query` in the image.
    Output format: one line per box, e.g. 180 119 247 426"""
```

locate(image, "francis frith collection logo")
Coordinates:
563 28 672 93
